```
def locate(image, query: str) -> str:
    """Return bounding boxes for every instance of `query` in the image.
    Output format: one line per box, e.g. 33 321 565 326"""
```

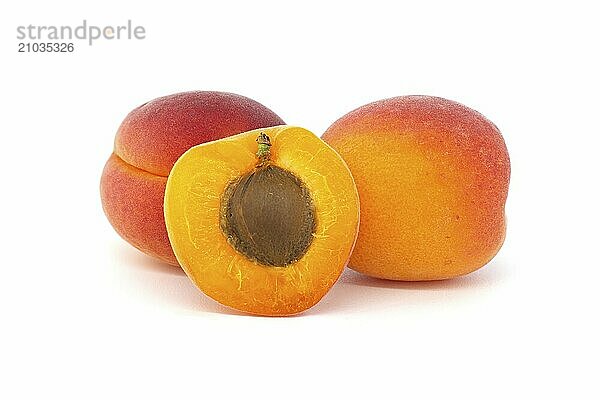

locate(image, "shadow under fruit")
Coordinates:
100 91 285 265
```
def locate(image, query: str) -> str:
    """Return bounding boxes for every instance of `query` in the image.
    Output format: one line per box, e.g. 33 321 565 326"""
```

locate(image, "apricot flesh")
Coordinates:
100 91 284 265
322 96 510 281
164 126 360 315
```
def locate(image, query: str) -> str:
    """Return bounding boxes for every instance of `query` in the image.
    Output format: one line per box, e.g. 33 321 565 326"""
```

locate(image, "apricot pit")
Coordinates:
220 156 316 267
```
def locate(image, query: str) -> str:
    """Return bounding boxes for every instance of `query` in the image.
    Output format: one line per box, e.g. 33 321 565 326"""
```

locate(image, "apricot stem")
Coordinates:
256 132 271 164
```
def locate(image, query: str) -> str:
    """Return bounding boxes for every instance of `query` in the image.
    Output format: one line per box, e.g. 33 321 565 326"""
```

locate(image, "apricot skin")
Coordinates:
322 96 510 281
100 91 284 265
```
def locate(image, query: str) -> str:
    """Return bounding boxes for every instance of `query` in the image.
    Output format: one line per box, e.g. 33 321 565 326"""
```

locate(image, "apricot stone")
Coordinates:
164 126 360 315
100 91 284 265
322 96 510 281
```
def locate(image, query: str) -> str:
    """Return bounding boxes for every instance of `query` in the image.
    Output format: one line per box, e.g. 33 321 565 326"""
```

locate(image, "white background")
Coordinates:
1 1 598 399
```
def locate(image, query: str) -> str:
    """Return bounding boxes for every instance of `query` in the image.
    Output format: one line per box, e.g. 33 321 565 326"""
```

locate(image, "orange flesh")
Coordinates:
164 126 360 316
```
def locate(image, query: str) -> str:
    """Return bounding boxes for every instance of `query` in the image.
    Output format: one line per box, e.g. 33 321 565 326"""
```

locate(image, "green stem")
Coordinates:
256 132 271 164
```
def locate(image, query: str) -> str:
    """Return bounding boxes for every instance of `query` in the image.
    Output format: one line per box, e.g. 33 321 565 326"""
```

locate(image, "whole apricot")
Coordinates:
100 91 284 265
322 96 510 280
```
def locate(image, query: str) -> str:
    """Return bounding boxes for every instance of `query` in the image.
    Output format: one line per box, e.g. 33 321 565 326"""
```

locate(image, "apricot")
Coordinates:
322 96 510 281
100 91 284 265
164 126 360 315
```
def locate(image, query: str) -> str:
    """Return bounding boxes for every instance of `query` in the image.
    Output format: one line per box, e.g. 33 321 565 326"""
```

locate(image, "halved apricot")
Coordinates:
164 126 359 316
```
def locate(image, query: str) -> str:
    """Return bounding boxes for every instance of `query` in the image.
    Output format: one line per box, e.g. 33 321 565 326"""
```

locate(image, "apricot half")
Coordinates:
164 126 359 315
322 96 510 281
100 91 284 265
